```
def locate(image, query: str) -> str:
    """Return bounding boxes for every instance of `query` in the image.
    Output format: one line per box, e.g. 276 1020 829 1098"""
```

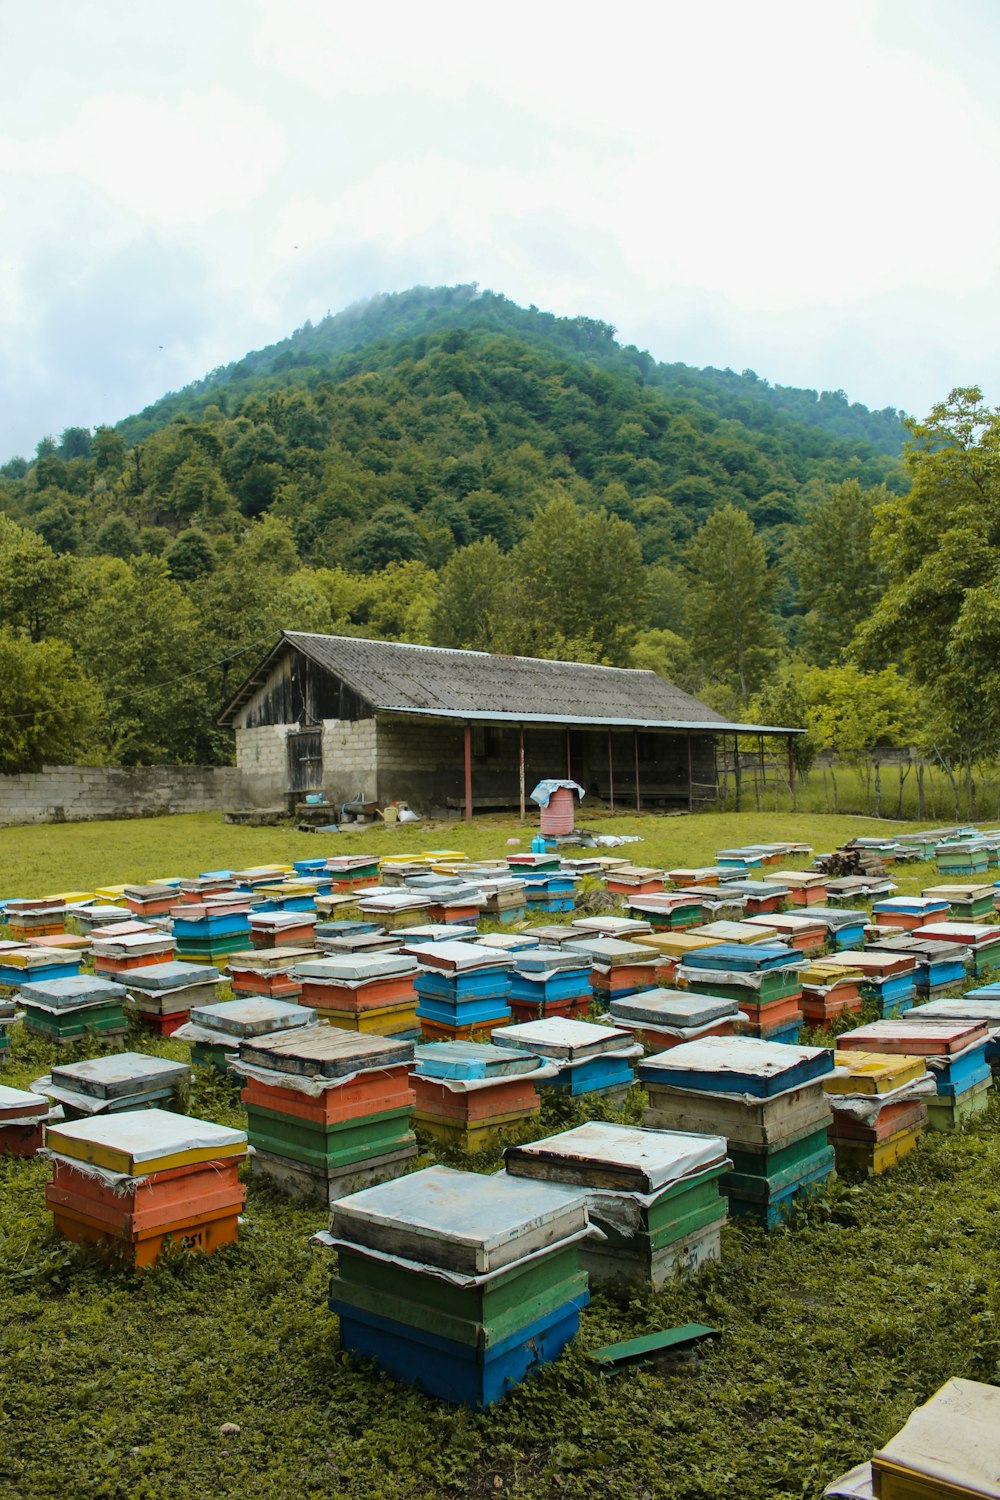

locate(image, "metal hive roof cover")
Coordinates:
609 989 738 1027
222 631 801 733
329 1164 589 1274
504 1121 728 1192
187 997 317 1036
240 1026 413 1077
501 1018 631 1060
50 1052 189 1100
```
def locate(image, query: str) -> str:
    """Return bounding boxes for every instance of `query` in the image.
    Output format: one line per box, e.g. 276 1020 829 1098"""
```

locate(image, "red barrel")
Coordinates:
539 786 576 836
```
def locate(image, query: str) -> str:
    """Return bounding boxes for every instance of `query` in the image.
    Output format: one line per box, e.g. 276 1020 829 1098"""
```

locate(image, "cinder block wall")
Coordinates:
233 725 288 805
321 719 378 807
0 765 245 827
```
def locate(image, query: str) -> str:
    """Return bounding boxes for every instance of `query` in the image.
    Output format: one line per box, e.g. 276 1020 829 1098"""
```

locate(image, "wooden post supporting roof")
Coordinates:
566 730 572 779
634 729 641 812
687 732 694 814
464 724 473 823
608 731 615 812
787 734 795 799
519 728 526 822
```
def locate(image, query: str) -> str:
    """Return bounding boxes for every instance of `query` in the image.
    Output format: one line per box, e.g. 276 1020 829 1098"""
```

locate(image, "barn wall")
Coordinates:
234 725 289 805
237 650 369 729
321 719 378 808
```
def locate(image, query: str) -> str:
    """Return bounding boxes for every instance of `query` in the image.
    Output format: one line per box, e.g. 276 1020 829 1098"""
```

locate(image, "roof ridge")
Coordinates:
282 630 655 675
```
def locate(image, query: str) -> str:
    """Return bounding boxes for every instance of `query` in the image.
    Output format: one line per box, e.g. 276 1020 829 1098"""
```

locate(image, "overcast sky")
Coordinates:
2 0 999 459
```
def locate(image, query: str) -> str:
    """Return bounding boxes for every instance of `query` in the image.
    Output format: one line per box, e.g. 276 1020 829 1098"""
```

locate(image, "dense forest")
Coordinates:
0 284 994 798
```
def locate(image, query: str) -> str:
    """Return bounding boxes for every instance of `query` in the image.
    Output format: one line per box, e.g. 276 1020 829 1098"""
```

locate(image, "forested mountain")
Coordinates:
0 282 935 775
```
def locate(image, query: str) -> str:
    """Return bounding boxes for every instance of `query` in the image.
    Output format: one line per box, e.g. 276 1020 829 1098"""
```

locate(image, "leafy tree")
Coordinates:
794 480 885 663
75 557 212 764
685 503 780 706
512 499 646 664
347 505 426 572
0 516 78 641
429 538 517 652
801 662 918 813
630 627 698 694
166 529 217 582
33 500 80 554
92 425 125 475
166 453 233 523
0 630 99 771
93 514 140 559
58 427 92 460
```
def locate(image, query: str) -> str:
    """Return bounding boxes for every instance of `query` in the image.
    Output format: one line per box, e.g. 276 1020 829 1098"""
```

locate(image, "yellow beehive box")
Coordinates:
826 1050 927 1095
46 1109 247 1175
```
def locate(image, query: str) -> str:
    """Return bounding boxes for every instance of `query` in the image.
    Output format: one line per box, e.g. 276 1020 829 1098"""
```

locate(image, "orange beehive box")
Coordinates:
654 960 680 987
589 964 656 994
828 1096 928 1144
300 976 417 1012
46 1174 245 1235
508 997 590 1025
231 972 303 999
412 1074 541 1123
736 993 804 1028
630 1017 739 1053
95 950 175 975
418 1017 511 1043
50 1202 240 1268
240 1069 414 1126
50 1155 243 1216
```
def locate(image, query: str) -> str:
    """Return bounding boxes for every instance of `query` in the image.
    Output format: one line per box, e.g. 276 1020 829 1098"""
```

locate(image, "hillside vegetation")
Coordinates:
0 285 993 803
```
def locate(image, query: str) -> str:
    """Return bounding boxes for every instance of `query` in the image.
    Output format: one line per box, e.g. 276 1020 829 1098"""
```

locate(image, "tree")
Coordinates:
800 663 919 814
794 480 885 663
166 529 217 582
0 516 78 641
429 538 517 651
685 504 779 707
346 505 426 572
75 557 213 764
512 499 647 664
0 631 99 771
629 628 698 694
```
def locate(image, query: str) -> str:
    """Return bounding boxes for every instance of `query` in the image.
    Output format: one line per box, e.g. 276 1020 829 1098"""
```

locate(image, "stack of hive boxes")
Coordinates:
911 918 1000 977
411 1040 554 1150
44 1108 248 1268
500 1018 642 1101
0 943 82 990
799 958 865 1027
640 1037 835 1229
839 1017 993 1131
355 891 433 930
92 926 175 977
34 1052 190 1121
867 933 968 999
0 1084 55 1155
628 891 710 932
870 896 951 932
606 989 744 1052
796 907 868 951
822 1050 932 1175
935 839 990 876
19 975 128 1045
762 870 828 907
566 937 658 1008
605 866 665 898
227 948 315 999
413 942 513 1041
505 1121 730 1285
173 996 316 1070
0 992 14 1065
293 953 419 1038
507 946 592 1023
125 961 224 1035
476 876 528 925
327 1165 593 1407
421 881 487 927
123 883 177 920
171 895 253 966
239 1027 417 1199
326 855 380 892
249 909 318 951
814 950 916 1017
921 883 996 921
744 912 827 956
523 871 577 915
678 942 804 1045
910 989 1000 1071
719 880 789 916
4 898 65 941
631 931 719 988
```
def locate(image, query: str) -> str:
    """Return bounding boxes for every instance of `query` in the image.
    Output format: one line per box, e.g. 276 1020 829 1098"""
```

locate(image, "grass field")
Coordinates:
1 810 998 1500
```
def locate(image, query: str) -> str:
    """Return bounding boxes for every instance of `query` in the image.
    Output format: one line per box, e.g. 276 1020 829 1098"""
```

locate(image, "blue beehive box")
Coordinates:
639 1036 834 1098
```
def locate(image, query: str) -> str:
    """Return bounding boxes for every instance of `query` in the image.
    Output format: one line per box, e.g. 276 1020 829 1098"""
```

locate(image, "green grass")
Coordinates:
1 811 998 1500
0 806 942 899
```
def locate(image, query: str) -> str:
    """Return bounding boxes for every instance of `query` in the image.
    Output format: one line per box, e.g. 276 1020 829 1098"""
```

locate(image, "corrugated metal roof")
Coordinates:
220 631 802 735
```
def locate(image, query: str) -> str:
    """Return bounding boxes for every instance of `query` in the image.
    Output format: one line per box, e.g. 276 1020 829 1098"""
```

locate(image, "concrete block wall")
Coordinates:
321 718 378 806
234 725 288 806
376 720 466 811
0 765 244 827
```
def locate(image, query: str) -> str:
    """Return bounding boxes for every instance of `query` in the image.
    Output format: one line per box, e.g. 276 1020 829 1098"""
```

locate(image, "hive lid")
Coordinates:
504 1120 728 1192
414 1040 539 1079
292 954 416 982
329 1164 589 1274
609 989 738 1028
513 946 590 974
639 1035 833 1094
836 1019 988 1056
240 1026 413 1077
187 996 317 1037
50 1052 189 1100
872 1378 1000 1499
500 1018 632 1060
412 941 512 973
18 975 126 1008
125 961 220 990
0 1084 49 1119
46 1107 246 1174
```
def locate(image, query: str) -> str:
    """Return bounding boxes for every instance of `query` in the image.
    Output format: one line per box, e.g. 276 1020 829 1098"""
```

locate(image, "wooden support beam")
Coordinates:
464 724 473 823
787 734 796 798
608 730 615 812
566 729 572 779
519 728 526 822
687 732 694 814
634 729 641 812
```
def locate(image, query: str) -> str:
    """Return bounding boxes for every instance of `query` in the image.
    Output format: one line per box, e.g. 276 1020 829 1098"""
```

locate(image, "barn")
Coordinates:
220 632 799 818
